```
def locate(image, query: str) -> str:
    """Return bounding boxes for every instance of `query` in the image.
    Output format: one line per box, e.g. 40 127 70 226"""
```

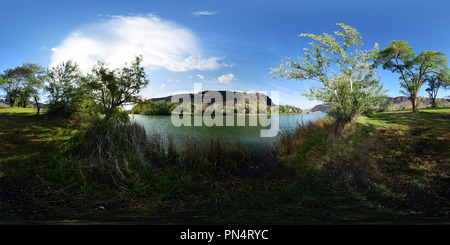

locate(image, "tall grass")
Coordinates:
178 136 254 175
50 120 254 192
274 118 346 172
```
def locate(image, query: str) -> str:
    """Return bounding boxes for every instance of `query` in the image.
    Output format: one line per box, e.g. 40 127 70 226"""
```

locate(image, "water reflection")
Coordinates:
130 113 327 148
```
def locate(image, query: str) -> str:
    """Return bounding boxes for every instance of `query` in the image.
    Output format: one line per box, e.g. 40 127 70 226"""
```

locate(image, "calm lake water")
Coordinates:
130 113 327 149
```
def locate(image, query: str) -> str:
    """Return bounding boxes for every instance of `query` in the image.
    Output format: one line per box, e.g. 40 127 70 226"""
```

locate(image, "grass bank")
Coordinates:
273 107 449 221
0 106 449 224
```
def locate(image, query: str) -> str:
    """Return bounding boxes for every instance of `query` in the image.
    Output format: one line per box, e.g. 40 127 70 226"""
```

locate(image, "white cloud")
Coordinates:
192 11 218 17
50 14 227 72
218 73 236 84
160 83 166 89
196 74 205 80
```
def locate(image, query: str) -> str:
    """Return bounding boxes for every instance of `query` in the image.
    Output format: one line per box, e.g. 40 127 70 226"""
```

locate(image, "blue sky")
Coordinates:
2 0 450 109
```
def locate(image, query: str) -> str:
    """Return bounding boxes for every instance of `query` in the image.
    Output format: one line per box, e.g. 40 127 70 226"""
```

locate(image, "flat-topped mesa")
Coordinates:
146 90 275 106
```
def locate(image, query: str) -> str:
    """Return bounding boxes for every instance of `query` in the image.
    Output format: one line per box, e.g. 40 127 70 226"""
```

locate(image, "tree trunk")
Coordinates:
431 97 436 108
34 96 40 115
411 94 419 113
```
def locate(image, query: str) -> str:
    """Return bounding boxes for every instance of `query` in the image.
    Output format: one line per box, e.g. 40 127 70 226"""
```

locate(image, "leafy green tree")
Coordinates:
0 63 45 112
21 63 46 114
377 40 448 113
132 100 177 115
88 55 149 121
424 68 449 108
271 23 387 121
277 104 302 114
1 68 24 107
46 60 85 117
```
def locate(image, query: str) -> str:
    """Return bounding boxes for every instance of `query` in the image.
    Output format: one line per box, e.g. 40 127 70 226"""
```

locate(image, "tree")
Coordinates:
377 40 448 113
270 23 387 122
87 55 149 121
0 63 45 112
21 63 46 114
1 68 23 107
46 60 85 117
424 68 449 108
132 100 177 115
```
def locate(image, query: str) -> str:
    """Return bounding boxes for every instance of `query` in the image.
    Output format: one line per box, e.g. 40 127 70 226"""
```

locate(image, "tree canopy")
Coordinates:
377 40 448 113
45 60 86 117
0 63 45 111
271 23 387 121
87 55 150 121
424 68 449 108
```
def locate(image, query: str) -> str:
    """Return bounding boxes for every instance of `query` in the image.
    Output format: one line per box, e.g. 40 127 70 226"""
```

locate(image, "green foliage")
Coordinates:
377 40 449 113
0 63 45 109
45 60 90 117
434 99 443 108
87 55 150 121
133 99 302 116
378 101 395 112
277 104 302 114
132 100 177 115
1 68 22 107
271 23 387 122
424 69 449 107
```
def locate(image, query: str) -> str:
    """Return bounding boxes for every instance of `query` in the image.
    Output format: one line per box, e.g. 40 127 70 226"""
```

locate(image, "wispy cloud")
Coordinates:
192 11 218 17
218 73 236 84
50 14 228 72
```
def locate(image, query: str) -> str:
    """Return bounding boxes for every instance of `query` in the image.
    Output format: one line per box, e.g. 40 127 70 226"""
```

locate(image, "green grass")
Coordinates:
0 107 80 221
267 108 449 223
0 107 77 173
0 107 77 174
323 108 450 219
1 106 449 224
361 107 450 127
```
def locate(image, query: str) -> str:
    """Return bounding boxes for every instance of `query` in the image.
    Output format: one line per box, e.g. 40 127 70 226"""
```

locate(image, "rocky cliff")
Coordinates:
146 90 275 106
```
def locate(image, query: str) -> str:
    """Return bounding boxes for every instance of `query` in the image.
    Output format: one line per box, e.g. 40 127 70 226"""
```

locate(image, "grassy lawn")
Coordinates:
334 107 450 220
360 107 450 127
0 106 449 224
0 107 77 170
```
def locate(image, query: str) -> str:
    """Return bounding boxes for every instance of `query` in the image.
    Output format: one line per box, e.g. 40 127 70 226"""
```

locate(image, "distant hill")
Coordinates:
303 104 332 113
145 90 276 106
381 96 450 109
303 96 450 113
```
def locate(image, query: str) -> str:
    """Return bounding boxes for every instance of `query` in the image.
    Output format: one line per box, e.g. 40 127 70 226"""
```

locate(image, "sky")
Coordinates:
2 0 450 109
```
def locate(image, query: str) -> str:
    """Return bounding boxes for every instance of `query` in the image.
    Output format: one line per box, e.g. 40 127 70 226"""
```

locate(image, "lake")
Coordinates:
130 113 328 150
